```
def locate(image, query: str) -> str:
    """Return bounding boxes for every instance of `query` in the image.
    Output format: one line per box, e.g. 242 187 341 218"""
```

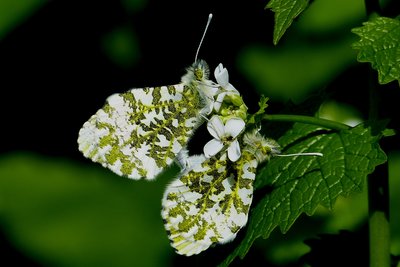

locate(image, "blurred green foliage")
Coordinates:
295 0 365 33
120 0 147 13
238 41 356 102
0 0 46 40
102 26 139 68
101 0 147 68
389 152 400 256
0 152 175 267
238 0 364 102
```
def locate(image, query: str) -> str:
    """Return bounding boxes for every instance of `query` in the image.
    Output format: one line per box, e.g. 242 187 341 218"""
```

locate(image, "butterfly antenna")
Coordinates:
195 13 213 63
277 152 323 157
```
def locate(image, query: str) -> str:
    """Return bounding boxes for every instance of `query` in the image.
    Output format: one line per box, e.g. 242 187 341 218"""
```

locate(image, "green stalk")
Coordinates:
368 162 390 267
262 114 350 131
367 60 391 267
363 0 390 266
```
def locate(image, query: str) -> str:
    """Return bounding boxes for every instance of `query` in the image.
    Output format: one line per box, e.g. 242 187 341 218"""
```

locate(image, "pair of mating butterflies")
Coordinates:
78 59 278 256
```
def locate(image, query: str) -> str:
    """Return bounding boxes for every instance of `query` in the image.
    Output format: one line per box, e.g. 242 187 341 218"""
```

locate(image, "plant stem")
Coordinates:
368 162 390 267
262 114 350 131
364 0 391 262
367 68 391 267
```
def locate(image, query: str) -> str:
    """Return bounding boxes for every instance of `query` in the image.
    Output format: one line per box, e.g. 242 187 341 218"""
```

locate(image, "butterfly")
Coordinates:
77 59 218 180
161 115 320 256
161 129 280 256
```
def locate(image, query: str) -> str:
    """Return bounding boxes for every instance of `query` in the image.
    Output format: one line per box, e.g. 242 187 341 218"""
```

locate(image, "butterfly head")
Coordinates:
242 130 281 163
193 60 210 81
182 60 210 84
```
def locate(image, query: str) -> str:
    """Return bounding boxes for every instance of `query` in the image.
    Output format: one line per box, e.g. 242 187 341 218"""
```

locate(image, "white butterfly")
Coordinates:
161 129 280 256
77 14 221 180
77 59 220 179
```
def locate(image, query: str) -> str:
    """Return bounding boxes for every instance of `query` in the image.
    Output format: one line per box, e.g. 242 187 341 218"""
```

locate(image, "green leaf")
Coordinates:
352 16 400 85
266 0 310 45
220 123 387 266
257 95 269 114
247 95 269 125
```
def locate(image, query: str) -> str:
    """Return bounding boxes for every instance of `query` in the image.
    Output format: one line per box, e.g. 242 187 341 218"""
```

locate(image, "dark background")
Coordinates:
0 0 272 158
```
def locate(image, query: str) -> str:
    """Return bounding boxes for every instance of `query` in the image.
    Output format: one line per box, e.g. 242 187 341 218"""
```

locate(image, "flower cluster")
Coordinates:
202 63 250 162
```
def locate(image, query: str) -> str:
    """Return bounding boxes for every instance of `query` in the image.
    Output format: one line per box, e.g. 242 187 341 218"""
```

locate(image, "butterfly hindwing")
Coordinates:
78 83 206 180
162 150 258 256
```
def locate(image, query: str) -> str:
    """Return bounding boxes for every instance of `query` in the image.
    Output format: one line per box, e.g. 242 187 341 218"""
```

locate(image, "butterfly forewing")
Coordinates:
78 83 206 180
162 150 258 256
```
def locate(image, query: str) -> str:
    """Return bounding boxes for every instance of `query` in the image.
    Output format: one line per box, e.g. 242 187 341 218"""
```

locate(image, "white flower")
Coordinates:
214 63 240 112
203 115 245 162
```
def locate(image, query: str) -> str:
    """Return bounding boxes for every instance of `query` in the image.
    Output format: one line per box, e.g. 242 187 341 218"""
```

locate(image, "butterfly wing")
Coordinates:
162 151 258 256
78 84 206 180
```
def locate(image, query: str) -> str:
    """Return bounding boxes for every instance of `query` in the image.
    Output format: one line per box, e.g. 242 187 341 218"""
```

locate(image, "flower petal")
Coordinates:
204 139 224 158
207 115 225 139
214 92 227 112
225 117 245 138
227 140 241 162
214 63 229 86
225 84 239 94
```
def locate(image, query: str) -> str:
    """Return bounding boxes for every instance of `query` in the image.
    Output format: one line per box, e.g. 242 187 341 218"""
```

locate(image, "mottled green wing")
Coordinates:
162 151 258 256
78 84 205 180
